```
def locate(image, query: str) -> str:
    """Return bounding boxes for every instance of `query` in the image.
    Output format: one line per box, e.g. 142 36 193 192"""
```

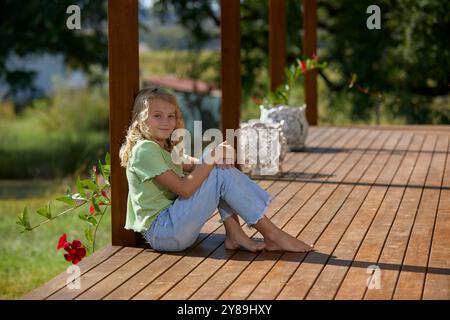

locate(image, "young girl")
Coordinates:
119 87 314 253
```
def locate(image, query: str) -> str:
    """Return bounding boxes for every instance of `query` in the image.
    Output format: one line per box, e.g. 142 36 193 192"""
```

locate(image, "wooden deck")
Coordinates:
22 126 450 300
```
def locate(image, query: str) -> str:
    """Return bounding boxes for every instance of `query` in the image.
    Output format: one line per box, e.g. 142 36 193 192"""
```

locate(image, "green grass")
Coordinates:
0 108 109 179
139 49 220 84
0 180 111 300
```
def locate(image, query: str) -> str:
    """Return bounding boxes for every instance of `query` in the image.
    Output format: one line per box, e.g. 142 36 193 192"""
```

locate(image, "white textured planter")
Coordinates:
260 104 309 151
237 120 288 176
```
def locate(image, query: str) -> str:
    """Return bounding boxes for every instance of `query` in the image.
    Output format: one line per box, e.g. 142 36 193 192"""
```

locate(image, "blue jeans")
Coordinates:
141 166 273 252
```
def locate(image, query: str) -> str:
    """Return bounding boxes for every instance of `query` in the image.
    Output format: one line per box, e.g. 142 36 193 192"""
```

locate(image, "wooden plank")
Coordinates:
21 245 122 300
132 129 353 300
180 128 333 247
46 247 144 300
247 130 394 300
102 172 286 299
181 129 374 299
218 130 394 300
108 0 141 246
363 135 437 299
339 125 450 134
423 136 450 299
116 129 352 299
46 127 333 299
393 135 449 299
303 0 317 125
269 0 286 91
303 132 414 299
75 249 163 300
334 134 427 299
77 180 273 300
94 129 343 299
159 129 363 300
220 0 241 136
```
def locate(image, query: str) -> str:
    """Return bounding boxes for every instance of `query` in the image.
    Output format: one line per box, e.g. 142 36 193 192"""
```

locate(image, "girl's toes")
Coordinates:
255 241 266 251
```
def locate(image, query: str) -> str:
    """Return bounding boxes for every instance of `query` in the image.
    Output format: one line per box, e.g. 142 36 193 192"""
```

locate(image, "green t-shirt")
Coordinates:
124 139 186 233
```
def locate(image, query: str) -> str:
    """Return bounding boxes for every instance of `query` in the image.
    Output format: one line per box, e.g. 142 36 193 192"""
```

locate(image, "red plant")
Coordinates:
57 233 68 250
57 234 86 265
299 59 307 74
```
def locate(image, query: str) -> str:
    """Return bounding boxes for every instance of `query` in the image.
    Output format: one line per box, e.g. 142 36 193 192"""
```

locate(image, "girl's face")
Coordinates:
145 98 177 142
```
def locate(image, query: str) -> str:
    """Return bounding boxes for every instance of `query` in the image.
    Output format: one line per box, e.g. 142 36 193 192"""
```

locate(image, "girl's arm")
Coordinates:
182 155 199 173
155 142 234 198
155 160 214 198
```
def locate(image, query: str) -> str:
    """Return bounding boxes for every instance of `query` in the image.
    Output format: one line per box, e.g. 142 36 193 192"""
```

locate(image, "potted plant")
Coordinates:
258 55 326 151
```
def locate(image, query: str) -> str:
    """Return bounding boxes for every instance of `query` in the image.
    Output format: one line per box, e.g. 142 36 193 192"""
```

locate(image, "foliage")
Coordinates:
0 0 108 111
152 0 450 124
260 56 327 108
0 83 109 179
16 153 111 261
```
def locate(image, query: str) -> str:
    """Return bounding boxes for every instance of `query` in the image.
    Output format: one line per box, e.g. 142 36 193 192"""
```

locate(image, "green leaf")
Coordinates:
84 227 94 246
76 177 87 199
36 202 52 220
87 216 98 226
17 207 31 231
78 213 98 226
56 194 75 207
105 152 110 166
91 197 101 214
79 178 99 192
349 73 357 89
96 194 110 206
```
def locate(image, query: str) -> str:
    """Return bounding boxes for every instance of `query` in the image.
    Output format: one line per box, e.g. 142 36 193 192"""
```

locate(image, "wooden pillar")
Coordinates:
108 0 140 246
303 0 318 125
269 0 286 92
220 0 241 136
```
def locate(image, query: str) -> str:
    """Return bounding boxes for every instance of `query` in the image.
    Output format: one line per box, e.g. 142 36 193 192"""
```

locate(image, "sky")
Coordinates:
139 0 155 8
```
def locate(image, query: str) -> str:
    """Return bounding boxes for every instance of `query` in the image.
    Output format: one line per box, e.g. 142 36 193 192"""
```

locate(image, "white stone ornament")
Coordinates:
237 120 288 176
260 104 309 151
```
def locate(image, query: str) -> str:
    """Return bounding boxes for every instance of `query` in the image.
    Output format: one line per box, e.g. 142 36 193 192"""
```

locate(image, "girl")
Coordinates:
119 87 314 253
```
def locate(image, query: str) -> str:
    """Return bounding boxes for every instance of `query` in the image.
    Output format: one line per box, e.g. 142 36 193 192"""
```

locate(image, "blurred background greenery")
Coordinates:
0 0 448 299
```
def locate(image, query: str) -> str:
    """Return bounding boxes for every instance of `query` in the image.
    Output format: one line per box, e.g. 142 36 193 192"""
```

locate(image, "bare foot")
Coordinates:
264 231 314 253
224 232 266 253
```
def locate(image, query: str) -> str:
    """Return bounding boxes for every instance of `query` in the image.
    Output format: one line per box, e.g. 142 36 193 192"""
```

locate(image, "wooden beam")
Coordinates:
269 0 286 92
220 0 241 137
108 0 141 246
303 0 318 125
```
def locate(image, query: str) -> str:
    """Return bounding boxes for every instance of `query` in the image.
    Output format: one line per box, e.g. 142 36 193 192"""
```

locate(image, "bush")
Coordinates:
0 84 109 179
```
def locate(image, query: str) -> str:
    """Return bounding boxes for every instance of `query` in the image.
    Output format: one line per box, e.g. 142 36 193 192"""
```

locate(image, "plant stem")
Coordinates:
27 201 87 231
92 205 108 252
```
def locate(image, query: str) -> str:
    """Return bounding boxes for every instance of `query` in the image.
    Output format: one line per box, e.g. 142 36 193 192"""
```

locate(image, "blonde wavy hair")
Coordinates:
119 87 185 168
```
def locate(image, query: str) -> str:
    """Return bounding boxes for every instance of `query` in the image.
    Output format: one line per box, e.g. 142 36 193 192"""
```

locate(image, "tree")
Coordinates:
152 0 450 124
0 0 107 112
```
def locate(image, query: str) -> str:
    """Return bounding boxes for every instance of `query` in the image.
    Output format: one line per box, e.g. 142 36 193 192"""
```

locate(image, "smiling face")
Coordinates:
145 98 177 145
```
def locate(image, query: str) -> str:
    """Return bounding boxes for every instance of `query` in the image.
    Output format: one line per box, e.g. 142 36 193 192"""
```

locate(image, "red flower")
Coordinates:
89 205 95 215
57 233 68 250
299 60 307 74
251 96 262 105
63 239 86 265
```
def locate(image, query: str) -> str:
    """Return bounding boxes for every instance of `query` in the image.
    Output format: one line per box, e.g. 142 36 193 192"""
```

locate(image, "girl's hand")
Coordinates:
212 141 236 165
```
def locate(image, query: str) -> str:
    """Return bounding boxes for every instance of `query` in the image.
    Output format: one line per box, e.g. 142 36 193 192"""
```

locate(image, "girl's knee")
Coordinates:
177 233 198 251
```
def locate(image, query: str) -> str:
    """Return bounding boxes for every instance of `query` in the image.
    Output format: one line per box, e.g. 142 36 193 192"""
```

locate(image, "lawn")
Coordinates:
0 180 111 300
